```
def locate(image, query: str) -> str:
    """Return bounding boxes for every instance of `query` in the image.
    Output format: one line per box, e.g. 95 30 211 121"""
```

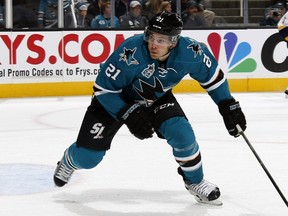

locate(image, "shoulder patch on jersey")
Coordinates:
187 40 203 58
141 63 155 78
119 47 139 65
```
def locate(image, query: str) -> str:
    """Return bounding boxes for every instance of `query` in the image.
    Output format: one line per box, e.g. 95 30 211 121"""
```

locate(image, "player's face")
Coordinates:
147 32 172 59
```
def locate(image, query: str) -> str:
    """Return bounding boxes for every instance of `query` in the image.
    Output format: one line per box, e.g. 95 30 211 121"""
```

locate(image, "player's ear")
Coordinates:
170 42 177 49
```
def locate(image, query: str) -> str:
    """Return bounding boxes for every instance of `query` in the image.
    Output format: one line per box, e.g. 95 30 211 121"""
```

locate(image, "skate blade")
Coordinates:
194 196 223 206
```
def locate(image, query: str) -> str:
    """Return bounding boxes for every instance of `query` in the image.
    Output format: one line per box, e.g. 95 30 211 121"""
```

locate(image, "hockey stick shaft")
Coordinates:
236 125 288 207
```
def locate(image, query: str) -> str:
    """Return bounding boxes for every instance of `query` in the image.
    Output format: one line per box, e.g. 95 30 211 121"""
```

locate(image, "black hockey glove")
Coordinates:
218 98 246 137
118 103 154 140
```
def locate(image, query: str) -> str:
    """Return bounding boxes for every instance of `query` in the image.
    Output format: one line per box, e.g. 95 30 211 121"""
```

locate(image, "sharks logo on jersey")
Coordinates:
119 47 139 65
187 40 203 58
134 77 165 106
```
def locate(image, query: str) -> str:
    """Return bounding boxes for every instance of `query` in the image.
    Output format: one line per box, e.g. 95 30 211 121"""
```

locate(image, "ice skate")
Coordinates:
184 179 222 205
178 167 222 205
53 154 75 187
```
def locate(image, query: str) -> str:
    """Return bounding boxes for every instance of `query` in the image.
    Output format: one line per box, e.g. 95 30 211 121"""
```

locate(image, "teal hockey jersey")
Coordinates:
94 34 232 118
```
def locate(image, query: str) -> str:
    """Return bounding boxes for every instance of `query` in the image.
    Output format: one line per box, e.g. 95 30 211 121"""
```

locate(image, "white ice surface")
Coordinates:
0 92 287 216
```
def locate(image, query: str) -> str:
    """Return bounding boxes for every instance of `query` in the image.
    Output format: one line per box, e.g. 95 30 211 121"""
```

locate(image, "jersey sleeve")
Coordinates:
94 38 136 119
187 40 233 104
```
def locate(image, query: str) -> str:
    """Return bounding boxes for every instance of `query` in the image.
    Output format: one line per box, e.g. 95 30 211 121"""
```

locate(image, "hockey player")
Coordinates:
278 10 288 97
53 12 246 205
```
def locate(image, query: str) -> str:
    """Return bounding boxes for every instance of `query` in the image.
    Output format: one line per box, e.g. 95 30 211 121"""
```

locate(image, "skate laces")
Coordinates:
55 161 74 183
187 179 217 197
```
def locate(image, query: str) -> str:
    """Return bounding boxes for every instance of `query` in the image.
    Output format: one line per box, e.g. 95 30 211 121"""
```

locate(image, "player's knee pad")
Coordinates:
158 116 196 150
67 143 106 169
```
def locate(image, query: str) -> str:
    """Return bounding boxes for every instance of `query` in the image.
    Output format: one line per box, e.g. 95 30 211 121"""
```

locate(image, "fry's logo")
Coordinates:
207 32 257 73
0 33 125 65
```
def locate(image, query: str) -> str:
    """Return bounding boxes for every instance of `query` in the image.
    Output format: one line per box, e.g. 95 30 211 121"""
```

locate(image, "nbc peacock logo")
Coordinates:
207 32 257 73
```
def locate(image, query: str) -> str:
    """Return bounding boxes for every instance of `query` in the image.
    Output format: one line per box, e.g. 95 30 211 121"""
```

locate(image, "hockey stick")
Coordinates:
236 125 288 207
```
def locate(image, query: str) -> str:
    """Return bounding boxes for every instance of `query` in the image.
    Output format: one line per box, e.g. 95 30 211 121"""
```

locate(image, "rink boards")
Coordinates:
0 28 287 97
